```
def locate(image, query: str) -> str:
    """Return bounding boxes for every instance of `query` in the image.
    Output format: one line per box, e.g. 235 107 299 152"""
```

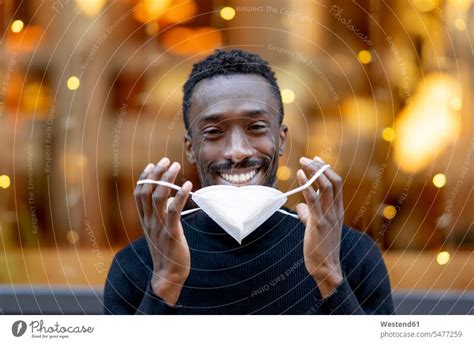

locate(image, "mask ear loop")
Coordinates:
282 164 330 197
136 179 199 216
137 179 195 194
277 164 330 219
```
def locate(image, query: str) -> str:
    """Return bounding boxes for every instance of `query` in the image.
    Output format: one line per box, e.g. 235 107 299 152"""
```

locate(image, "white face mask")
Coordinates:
137 164 330 244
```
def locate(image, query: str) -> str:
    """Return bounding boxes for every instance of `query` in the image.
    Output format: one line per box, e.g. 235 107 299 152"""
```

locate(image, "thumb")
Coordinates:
296 203 309 226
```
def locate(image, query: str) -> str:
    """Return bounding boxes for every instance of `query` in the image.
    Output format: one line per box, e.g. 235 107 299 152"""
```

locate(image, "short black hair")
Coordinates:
182 49 284 131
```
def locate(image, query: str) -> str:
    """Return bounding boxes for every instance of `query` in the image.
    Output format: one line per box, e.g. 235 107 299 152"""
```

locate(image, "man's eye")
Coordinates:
203 128 222 137
249 123 268 132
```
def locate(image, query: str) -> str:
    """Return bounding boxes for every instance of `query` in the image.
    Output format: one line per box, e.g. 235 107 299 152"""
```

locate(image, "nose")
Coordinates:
223 127 255 163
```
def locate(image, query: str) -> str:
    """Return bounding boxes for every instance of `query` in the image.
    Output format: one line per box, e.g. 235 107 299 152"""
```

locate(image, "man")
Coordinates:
104 49 394 314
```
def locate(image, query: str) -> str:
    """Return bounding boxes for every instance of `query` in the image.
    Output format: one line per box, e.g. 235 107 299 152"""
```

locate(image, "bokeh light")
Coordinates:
436 251 451 265
281 89 296 104
382 127 396 142
383 205 397 220
67 76 80 90
220 7 236 20
357 50 372 64
11 20 24 33
432 173 447 188
277 166 292 181
0 175 11 189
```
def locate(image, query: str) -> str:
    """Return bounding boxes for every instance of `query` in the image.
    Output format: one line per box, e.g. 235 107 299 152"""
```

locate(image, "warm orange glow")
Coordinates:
145 22 159 35
454 18 466 31
64 154 89 184
342 97 378 135
412 0 440 12
21 81 52 113
357 50 372 64
382 127 395 142
450 96 462 111
277 166 292 181
162 27 222 55
75 0 107 16
134 0 172 23
394 74 461 172
6 26 44 52
67 230 80 244
161 0 197 24
448 0 471 12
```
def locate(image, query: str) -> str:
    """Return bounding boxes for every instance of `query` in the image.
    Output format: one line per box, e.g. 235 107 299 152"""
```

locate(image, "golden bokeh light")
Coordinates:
67 76 80 90
0 175 11 189
22 81 52 113
454 18 466 31
134 0 172 23
277 166 292 181
383 205 397 220
432 173 447 188
448 0 471 12
162 27 222 55
357 50 372 64
75 0 107 17
281 89 296 104
11 20 24 33
342 97 378 135
394 73 460 172
436 251 450 265
66 230 80 244
161 0 197 23
220 7 236 20
382 127 395 142
450 96 462 111
146 22 159 36
412 0 440 12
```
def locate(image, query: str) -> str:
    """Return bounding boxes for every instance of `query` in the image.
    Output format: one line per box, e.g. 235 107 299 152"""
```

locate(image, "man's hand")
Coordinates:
134 157 192 307
296 156 344 298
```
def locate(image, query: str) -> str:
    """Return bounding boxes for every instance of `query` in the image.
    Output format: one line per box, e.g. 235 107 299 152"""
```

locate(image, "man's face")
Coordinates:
185 74 287 188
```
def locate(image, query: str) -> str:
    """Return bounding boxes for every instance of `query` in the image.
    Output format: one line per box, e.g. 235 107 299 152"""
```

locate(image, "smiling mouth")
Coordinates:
218 168 259 185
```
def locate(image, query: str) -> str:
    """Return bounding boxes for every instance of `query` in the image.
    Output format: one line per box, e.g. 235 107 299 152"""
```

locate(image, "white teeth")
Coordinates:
220 170 257 184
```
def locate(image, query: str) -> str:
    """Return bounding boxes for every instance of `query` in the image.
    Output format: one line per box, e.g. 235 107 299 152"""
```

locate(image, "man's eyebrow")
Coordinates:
198 110 270 124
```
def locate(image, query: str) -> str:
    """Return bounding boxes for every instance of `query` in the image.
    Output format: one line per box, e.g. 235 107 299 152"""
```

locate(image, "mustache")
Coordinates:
208 157 271 174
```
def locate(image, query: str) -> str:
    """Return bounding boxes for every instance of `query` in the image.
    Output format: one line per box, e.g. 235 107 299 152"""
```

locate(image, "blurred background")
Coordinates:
0 0 473 314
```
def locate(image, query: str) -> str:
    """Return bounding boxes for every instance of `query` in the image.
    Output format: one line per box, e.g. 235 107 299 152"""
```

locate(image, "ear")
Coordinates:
184 133 196 164
278 124 288 156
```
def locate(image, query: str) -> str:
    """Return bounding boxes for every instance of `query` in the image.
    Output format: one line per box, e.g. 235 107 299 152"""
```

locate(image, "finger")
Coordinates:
300 157 334 211
313 156 344 212
152 162 181 218
322 166 344 213
296 203 310 226
167 181 193 232
166 197 175 210
140 157 170 217
297 169 322 218
313 156 325 164
134 163 154 219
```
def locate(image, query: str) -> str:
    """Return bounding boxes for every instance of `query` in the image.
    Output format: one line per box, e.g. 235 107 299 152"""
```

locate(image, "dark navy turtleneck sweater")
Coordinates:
104 209 394 315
